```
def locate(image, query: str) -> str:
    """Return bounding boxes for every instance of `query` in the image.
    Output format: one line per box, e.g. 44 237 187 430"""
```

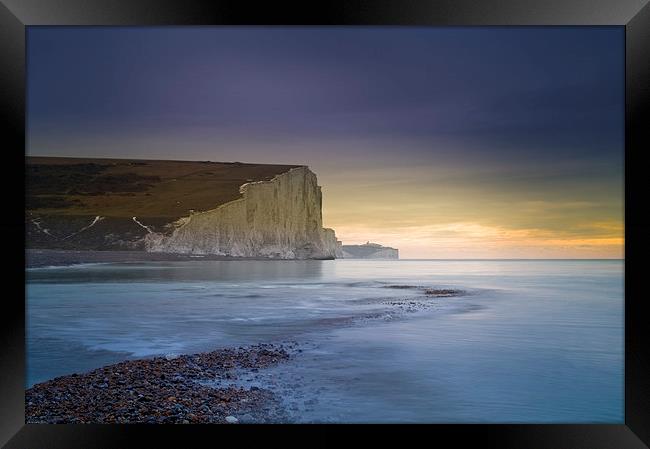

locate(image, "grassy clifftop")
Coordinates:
27 157 302 219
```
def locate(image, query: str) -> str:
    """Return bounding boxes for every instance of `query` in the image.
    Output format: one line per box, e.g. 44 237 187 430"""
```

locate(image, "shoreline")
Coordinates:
25 287 470 424
26 343 297 424
26 249 334 268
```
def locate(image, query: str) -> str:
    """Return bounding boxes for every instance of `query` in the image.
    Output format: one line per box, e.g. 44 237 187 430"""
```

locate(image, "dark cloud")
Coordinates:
27 26 623 173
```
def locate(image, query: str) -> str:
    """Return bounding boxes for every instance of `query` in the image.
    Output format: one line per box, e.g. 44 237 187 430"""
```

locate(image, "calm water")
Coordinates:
26 259 623 423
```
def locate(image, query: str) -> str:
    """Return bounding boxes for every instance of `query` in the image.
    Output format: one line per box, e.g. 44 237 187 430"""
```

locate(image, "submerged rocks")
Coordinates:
25 344 291 424
383 285 465 297
376 286 469 317
423 288 465 297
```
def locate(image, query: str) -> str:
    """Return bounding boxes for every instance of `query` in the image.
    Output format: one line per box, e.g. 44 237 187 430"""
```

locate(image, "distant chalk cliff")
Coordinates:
339 242 399 259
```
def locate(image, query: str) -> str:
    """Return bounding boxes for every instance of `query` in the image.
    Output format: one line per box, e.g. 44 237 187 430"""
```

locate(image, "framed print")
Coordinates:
1 0 649 447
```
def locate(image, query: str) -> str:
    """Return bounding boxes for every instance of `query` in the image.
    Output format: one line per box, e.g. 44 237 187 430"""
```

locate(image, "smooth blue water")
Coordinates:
26 259 623 423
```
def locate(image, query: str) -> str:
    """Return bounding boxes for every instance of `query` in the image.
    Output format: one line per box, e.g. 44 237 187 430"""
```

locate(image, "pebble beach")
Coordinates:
26 343 296 424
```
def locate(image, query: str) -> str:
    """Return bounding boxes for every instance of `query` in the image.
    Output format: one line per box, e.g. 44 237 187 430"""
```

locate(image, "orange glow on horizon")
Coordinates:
330 222 624 259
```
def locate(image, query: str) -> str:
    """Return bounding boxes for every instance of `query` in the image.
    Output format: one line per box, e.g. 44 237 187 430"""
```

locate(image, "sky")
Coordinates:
27 27 624 259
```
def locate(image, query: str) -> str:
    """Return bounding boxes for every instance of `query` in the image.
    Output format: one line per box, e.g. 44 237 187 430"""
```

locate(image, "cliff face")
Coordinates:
144 167 338 259
340 242 399 259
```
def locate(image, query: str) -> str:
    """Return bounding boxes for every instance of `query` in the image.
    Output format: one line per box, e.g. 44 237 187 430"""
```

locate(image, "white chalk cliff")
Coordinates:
144 166 339 259
339 242 399 259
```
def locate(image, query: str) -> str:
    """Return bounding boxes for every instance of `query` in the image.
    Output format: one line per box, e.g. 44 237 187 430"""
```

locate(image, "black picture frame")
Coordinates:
2 1 649 447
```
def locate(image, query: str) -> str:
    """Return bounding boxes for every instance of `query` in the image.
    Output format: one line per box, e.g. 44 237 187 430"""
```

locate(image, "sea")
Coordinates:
26 259 624 423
